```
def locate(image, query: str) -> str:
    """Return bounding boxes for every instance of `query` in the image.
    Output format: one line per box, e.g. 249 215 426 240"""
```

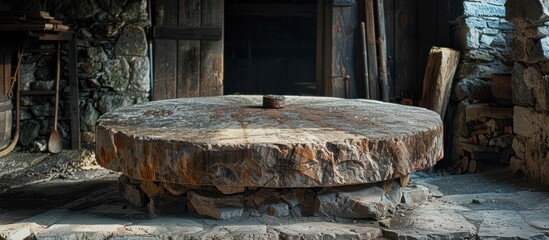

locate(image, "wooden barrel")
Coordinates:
0 95 12 149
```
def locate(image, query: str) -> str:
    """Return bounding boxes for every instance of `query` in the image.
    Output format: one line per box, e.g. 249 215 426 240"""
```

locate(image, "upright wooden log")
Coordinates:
365 0 379 100
360 22 370 99
376 0 389 102
419 47 460 119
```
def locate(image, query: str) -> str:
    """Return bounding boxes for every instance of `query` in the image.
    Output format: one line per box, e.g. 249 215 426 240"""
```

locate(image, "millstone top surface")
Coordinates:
96 95 444 188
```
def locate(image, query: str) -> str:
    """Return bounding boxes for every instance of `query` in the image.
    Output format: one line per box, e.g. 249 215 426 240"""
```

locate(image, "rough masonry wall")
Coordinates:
1 0 150 148
448 0 514 166
506 0 549 182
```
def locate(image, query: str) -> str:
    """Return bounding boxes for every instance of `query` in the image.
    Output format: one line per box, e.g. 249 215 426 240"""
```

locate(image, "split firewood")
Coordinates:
472 128 492 136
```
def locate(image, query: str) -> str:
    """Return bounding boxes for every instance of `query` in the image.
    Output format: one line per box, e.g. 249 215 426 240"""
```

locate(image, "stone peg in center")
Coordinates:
263 95 285 109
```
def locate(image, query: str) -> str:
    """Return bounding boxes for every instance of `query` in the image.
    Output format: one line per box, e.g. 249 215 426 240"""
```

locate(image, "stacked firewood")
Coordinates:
457 102 514 174
0 11 68 31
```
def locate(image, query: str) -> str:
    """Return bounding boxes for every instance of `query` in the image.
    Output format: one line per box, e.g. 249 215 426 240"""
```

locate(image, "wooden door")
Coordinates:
153 0 224 100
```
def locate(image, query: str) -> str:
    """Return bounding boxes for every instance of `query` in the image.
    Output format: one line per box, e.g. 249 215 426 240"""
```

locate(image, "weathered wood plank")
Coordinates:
153 0 177 100
177 0 201 98
331 5 358 98
199 0 223 96
419 47 460 119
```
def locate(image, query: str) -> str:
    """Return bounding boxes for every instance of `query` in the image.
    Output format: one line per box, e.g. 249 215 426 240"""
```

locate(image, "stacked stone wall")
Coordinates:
1 0 150 148
506 0 549 182
448 0 514 167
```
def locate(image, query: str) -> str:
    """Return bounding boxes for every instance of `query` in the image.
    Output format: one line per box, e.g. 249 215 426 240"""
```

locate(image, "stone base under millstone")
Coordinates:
118 175 431 220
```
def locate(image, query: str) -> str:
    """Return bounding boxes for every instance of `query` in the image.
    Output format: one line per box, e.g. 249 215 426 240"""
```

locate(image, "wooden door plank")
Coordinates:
199 0 224 96
153 0 177 100
395 0 418 100
331 5 358 98
178 0 201 98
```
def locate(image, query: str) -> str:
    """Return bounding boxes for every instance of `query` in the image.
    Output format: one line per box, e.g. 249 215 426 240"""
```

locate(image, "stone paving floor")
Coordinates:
0 150 547 240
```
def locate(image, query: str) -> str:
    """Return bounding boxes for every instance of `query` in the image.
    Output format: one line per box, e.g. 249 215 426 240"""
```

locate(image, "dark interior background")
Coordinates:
224 0 317 95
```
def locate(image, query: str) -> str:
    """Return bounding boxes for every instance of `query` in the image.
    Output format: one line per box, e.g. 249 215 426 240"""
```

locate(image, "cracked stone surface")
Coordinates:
96 95 443 188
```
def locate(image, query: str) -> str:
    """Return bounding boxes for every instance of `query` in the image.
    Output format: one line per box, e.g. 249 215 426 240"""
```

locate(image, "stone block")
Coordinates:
121 181 147 207
465 17 487 28
480 34 495 46
487 19 513 30
97 92 135 114
512 63 536 107
19 120 40 147
534 76 549 112
490 33 511 49
401 185 430 205
511 39 528 62
529 37 549 63
127 56 150 93
464 2 505 17
115 25 148 57
451 77 492 101
101 58 130 91
458 63 493 79
513 106 549 137
30 103 53 118
462 49 495 61
80 102 100 132
506 0 549 22
85 47 109 63
121 0 150 27
315 186 388 220
187 191 244 219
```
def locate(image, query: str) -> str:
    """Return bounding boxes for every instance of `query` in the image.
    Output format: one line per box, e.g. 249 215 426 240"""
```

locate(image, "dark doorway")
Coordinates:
224 0 317 95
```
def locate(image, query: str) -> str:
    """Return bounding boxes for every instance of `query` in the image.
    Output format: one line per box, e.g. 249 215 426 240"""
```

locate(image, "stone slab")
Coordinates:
383 201 477 239
273 222 382 239
96 96 443 188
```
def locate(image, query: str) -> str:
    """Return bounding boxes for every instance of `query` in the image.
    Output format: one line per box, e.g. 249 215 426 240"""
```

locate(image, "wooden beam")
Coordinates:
153 26 222 40
199 0 223 96
177 0 201 98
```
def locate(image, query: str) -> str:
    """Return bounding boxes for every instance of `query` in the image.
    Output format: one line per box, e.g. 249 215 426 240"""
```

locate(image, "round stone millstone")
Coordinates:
96 95 443 188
